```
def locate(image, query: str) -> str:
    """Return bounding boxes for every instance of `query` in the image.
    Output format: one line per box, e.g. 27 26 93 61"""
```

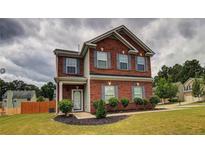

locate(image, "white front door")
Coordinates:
72 89 83 111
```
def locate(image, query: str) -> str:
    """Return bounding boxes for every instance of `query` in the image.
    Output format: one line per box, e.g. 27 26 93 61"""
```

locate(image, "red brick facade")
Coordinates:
57 56 84 77
90 80 153 113
89 37 151 77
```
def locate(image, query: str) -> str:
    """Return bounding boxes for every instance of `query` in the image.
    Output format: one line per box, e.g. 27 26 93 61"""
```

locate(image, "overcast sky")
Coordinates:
0 18 205 87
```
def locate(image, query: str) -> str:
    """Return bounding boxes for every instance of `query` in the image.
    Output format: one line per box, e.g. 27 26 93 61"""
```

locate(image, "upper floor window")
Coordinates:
97 51 108 68
133 86 143 99
119 54 128 70
136 56 145 71
66 58 77 74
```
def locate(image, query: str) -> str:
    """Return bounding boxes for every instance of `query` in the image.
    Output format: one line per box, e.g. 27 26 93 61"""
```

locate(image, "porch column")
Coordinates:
59 81 63 101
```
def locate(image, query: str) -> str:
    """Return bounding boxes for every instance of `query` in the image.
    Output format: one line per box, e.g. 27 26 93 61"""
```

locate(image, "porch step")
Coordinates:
73 112 95 119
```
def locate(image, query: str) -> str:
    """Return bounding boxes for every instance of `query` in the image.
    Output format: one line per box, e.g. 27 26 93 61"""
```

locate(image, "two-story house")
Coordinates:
54 25 155 113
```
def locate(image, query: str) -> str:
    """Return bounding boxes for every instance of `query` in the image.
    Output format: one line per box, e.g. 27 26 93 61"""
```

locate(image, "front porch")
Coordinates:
56 77 88 112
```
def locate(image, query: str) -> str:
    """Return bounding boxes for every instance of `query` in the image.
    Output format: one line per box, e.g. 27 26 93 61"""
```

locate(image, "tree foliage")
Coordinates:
40 82 56 101
155 78 178 102
154 59 205 86
192 79 204 98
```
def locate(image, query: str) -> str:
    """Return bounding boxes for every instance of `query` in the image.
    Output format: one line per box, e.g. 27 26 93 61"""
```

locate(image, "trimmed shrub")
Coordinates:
121 98 129 108
143 99 149 105
37 96 45 102
108 97 119 108
168 98 178 103
58 99 73 116
95 100 106 119
149 96 160 109
134 97 144 105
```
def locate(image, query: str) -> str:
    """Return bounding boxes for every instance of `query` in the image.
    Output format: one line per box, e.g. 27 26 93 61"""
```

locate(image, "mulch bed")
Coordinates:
54 115 129 125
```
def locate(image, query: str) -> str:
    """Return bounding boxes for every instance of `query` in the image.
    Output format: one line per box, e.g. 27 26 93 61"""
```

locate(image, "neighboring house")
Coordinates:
54 25 155 113
183 78 205 102
2 90 36 114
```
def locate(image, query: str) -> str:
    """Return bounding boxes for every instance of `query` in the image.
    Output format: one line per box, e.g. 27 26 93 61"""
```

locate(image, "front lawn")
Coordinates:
0 107 205 134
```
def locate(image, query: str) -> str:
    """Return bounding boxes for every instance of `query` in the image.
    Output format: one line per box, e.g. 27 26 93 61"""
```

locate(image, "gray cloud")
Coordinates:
1 18 205 86
0 19 25 44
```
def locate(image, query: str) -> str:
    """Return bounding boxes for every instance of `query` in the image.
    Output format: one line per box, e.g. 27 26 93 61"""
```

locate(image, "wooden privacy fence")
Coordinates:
21 101 56 114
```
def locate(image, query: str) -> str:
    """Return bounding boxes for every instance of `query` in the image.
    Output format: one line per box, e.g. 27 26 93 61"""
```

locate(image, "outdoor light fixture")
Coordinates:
108 81 111 85
101 47 104 51
136 82 139 86
122 50 125 54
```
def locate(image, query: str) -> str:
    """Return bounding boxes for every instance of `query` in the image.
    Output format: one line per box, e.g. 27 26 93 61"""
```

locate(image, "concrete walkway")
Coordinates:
73 101 205 119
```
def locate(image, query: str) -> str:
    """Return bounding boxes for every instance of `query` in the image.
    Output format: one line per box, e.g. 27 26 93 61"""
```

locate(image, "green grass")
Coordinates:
0 107 205 135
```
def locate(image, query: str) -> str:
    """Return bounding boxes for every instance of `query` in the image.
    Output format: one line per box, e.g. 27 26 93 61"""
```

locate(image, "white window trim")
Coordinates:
137 57 145 71
97 51 108 68
133 86 143 99
119 54 128 70
66 58 77 74
104 85 115 103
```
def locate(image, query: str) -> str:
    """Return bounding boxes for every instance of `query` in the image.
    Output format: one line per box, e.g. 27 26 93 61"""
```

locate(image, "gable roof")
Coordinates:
53 25 155 57
2 90 36 99
81 25 155 56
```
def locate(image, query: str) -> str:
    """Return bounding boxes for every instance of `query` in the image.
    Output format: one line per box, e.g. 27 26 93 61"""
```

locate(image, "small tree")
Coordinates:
192 78 204 101
155 78 178 103
121 98 129 108
58 99 73 116
95 100 107 119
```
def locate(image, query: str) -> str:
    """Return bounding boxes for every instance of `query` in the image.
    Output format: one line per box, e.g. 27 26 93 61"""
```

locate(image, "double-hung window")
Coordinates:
66 58 77 74
137 56 145 71
97 51 108 68
133 86 143 99
104 86 116 102
119 54 128 70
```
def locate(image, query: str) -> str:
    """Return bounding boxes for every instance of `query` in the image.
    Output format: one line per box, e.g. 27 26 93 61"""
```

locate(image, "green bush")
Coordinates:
37 96 45 102
108 97 119 108
93 100 99 109
58 99 73 115
143 99 149 105
95 100 106 119
149 96 160 105
168 98 178 103
134 97 144 105
121 98 129 108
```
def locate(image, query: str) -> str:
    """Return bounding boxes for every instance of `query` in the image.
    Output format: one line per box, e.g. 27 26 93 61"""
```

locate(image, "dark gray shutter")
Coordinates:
63 58 67 74
128 55 132 70
135 56 138 71
145 57 149 71
94 51 97 68
107 52 111 69
115 85 118 98
77 59 80 74
132 86 135 101
142 86 145 98
116 54 120 69
101 85 105 100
